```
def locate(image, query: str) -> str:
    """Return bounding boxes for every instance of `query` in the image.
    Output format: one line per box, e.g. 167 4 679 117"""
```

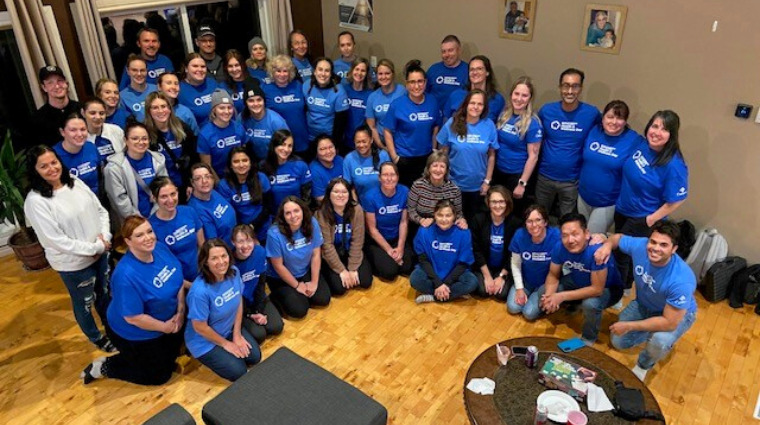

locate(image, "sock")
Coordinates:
632 364 649 381
81 357 106 384
415 294 435 304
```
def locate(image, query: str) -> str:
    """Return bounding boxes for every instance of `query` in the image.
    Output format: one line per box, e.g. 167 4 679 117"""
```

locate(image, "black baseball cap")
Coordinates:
196 25 215 38
39 65 65 82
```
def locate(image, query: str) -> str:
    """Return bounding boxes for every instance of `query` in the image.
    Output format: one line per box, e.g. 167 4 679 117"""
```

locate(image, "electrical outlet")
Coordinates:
755 108 760 124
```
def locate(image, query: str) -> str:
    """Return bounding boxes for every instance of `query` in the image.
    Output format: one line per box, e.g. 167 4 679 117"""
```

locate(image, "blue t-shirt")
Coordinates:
362 185 409 241
342 82 371 148
120 83 158 122
53 142 100 194
187 190 237 246
537 101 601 181
106 106 131 129
488 222 506 269
619 236 697 314
496 114 543 174
551 242 622 288
156 130 184 187
302 84 350 141
107 244 184 341
126 154 157 217
508 227 561 290
333 59 376 82
217 173 272 239
292 57 313 80
218 80 246 115
266 217 323 279
365 85 406 143
343 149 391 201
332 212 353 249
237 245 267 305
185 268 243 357
118 54 174 89
310 156 344 199
149 206 202 281
267 159 312 208
247 67 268 81
578 126 642 207
426 61 469 108
175 103 201 135
383 95 442 157
413 224 474 279
444 88 506 123
197 120 249 178
436 117 499 192
92 135 118 164
261 80 309 152
178 78 218 128
241 109 289 160
615 140 689 218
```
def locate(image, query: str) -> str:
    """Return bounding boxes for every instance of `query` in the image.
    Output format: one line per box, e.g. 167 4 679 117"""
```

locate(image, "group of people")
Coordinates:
24 28 696 386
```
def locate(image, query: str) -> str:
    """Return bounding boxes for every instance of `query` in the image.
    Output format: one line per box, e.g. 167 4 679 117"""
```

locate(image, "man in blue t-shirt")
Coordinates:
540 213 623 344
119 28 175 90
593 220 697 381
536 68 601 217
426 35 469 110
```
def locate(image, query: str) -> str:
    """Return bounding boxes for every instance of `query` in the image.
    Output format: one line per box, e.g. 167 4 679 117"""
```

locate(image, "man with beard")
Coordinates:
30 66 82 146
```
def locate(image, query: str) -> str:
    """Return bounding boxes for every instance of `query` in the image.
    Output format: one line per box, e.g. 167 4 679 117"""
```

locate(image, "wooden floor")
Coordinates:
1 254 760 425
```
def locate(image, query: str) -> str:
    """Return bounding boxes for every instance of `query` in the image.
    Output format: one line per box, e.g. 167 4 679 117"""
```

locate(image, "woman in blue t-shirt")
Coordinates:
341 57 373 154
265 196 331 318
53 113 102 196
232 224 283 342
197 88 249 178
82 216 187 385
219 49 260 114
309 135 344 204
96 78 131 130
366 58 406 148
494 76 543 217
262 55 310 156
363 161 413 281
186 239 261 381
410 200 478 304
178 53 217 127
614 110 689 286
246 37 269 81
443 55 505 123
303 57 349 146
343 124 391 204
506 204 561 319
577 100 641 233
240 83 289 161
157 72 200 135
289 30 313 81
187 163 237 246
261 129 312 209
82 97 125 165
218 146 272 242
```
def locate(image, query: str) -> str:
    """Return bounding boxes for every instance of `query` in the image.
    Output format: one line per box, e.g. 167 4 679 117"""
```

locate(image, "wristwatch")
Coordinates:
498 271 508 279
483 179 491 185
518 179 527 187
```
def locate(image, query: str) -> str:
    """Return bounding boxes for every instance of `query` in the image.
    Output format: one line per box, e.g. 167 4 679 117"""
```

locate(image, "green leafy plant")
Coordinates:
0 129 30 234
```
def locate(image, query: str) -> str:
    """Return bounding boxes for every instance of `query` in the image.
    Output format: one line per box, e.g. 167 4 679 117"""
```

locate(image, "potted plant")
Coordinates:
0 130 49 270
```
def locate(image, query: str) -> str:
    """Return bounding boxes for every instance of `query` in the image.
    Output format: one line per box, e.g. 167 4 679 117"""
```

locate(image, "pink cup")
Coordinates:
567 410 588 425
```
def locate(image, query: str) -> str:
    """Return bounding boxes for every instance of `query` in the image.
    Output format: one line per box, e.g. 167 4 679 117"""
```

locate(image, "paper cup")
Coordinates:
567 410 588 425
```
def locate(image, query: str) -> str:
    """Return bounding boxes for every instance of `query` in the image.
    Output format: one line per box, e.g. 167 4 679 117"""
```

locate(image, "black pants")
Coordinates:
473 265 511 301
322 255 373 296
493 168 536 219
103 327 183 385
397 155 428 189
242 300 284 343
267 269 331 319
614 212 651 289
365 237 414 281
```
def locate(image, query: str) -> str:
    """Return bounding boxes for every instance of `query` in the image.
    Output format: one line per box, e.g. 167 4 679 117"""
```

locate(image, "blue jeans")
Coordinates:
58 254 110 342
507 285 544 321
197 327 261 381
409 267 478 301
611 299 696 370
550 276 623 343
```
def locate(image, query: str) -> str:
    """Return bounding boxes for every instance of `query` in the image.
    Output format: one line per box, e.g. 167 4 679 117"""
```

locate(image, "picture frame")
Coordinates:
580 3 627 54
499 0 537 42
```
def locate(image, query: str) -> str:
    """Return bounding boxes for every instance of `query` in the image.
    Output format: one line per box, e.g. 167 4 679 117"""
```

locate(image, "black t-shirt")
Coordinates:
29 100 82 146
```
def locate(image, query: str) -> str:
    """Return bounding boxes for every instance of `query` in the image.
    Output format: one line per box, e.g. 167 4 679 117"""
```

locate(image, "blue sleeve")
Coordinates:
486 121 499 149
382 102 397 132
527 118 543 143
663 159 689 203
198 210 218 239
266 231 284 259
436 118 453 147
618 235 645 256
413 228 425 255
443 94 456 120
342 155 354 184
272 111 290 131
119 67 129 90
550 244 564 266
365 94 377 119
186 114 200 135
191 208 203 229
312 218 323 247
490 94 506 122
335 86 350 112
432 99 443 127
300 161 312 184
459 230 475 265
118 277 146 317
508 229 522 253
665 279 694 310
187 285 211 322
259 172 271 192
197 131 211 155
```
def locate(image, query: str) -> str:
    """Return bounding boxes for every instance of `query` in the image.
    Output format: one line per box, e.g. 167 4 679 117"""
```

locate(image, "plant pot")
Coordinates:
8 229 49 271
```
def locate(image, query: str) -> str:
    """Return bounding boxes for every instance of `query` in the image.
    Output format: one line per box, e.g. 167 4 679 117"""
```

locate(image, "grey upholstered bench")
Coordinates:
202 346 388 425
142 403 195 425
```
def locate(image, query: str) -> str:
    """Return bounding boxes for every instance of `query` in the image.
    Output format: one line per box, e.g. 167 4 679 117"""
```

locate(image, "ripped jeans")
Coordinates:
58 254 110 342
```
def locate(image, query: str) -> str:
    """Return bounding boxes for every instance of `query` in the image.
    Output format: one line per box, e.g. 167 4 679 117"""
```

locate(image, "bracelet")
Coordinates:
483 179 491 185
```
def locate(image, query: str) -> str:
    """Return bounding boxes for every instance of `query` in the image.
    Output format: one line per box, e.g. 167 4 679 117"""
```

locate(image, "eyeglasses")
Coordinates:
407 79 425 86
560 83 582 91
526 218 545 225
192 174 213 182
489 200 507 205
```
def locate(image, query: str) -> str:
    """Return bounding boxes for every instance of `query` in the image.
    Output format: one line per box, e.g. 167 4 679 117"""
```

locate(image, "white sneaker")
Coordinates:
632 364 649 381
415 294 435 304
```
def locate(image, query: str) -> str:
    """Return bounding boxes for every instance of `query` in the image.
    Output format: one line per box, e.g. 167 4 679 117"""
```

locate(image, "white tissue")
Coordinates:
586 382 614 412
466 377 496 395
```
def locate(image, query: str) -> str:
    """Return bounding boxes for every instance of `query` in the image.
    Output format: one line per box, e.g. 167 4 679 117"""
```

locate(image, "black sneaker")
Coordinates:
95 336 118 353
81 363 97 385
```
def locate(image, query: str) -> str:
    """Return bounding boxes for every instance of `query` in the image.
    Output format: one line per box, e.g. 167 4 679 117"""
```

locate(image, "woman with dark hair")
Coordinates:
218 146 273 242
289 30 313 80
303 57 349 146
178 53 218 127
614 110 688 286
383 60 442 187
470 185 522 301
232 225 283 342
187 162 237 246
316 178 373 295
265 196 331 318
185 239 261 381
261 129 312 208
120 55 157 122
157 72 200 135
219 49 259 114
363 161 413 281
262 55 310 155
53 113 102 195
366 58 406 148
437 89 498 217
104 122 168 220
145 91 199 193
149 177 204 281
341 57 373 153
82 216 186 385
309 135 344 204
407 151 466 236
343 124 390 203
246 37 269 81
577 100 642 233
443 55 505 122
24 145 115 353
410 200 478 304
240 83 289 160
507 204 561 319
197 88 249 178
82 98 125 164
494 76 543 217
95 78 131 130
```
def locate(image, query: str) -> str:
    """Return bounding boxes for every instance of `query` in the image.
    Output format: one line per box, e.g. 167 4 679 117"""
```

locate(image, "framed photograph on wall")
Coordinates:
499 0 537 41
581 3 627 54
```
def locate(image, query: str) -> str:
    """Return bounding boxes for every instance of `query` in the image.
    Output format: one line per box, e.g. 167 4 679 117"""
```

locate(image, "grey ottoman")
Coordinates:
142 403 195 425
202 347 387 425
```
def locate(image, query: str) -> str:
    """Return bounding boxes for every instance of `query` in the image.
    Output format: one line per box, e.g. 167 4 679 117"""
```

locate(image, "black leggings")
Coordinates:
364 237 414 281
322 255 374 296
102 327 183 385
242 300 284 343
267 269 331 319
614 212 651 288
